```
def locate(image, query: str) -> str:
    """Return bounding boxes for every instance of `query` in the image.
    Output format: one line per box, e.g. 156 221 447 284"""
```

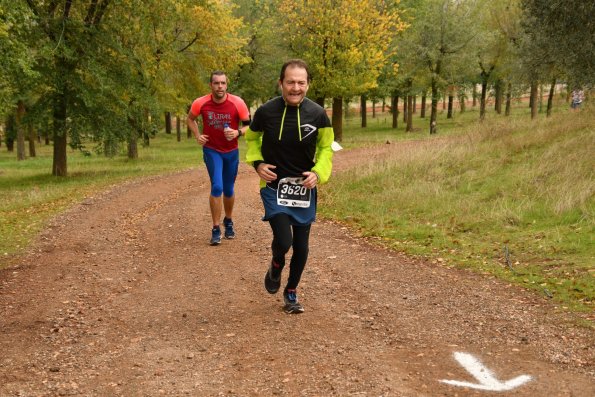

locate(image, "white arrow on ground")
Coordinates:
440 352 533 392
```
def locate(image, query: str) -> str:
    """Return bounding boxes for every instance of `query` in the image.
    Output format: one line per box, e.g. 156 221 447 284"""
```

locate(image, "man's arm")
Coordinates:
187 111 208 146
311 125 334 184
244 126 264 166
239 119 251 136
236 96 251 138
224 118 251 140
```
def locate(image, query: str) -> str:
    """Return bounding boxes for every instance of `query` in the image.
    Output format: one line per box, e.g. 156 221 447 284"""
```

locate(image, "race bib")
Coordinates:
277 177 311 208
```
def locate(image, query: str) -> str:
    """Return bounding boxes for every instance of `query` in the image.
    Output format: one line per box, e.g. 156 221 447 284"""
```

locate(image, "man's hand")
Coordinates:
196 134 209 146
224 127 239 141
256 163 277 182
302 171 318 189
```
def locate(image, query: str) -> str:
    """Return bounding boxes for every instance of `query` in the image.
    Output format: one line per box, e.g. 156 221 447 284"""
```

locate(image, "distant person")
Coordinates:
571 88 584 110
187 71 251 245
245 59 334 314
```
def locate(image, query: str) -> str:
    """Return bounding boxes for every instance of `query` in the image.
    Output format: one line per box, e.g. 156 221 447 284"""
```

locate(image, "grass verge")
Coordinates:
320 104 594 315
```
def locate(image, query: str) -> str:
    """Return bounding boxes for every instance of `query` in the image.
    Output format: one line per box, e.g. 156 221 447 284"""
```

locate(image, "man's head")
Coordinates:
279 59 310 106
210 71 228 102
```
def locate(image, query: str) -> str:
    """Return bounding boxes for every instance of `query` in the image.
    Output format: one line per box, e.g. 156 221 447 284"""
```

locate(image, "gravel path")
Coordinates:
0 145 593 396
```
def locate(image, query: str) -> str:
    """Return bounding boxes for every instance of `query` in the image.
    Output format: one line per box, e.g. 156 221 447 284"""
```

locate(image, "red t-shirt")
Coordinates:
190 94 250 153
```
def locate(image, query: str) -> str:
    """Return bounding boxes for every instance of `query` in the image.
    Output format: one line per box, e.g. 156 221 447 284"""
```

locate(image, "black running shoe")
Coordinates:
210 226 221 246
264 260 281 294
223 218 235 239
283 288 304 314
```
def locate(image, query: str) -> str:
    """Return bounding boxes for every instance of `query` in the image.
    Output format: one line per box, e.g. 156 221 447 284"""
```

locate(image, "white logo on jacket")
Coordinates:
300 124 317 139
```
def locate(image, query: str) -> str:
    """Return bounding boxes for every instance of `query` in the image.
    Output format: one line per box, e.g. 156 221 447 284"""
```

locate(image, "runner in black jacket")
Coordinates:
245 59 334 314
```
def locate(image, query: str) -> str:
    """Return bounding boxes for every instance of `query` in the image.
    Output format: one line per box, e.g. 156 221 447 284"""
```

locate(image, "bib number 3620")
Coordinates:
277 177 311 208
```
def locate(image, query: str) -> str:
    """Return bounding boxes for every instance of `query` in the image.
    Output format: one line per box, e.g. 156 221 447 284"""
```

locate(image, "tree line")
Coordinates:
1 0 592 176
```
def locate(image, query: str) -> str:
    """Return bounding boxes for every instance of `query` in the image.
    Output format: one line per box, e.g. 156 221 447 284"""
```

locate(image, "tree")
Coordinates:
22 1 122 175
161 0 249 117
1 1 44 162
232 0 287 106
399 0 481 134
474 0 523 120
20 1 247 174
90 0 247 158
0 1 38 118
521 0 595 87
278 0 406 141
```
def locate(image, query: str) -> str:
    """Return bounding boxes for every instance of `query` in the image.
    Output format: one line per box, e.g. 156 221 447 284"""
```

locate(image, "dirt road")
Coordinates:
0 146 593 396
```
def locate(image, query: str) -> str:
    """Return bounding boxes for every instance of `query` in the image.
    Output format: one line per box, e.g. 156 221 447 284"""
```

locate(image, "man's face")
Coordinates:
279 66 309 106
210 74 228 100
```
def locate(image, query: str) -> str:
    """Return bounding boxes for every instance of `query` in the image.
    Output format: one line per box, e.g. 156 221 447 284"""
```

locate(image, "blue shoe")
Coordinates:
223 218 235 239
283 288 304 314
210 226 221 246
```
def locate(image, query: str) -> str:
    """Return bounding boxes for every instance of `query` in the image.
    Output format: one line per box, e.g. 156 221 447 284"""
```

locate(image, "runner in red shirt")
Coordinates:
187 71 250 245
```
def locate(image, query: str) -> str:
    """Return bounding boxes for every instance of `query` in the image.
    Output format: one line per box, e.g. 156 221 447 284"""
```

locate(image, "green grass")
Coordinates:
320 102 594 314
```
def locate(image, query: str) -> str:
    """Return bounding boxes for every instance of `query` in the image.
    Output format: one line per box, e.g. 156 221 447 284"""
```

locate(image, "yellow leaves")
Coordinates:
279 0 405 95
188 2 248 71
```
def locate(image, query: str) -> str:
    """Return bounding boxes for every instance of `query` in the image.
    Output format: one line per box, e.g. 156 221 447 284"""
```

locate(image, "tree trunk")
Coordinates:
6 114 14 151
538 84 544 113
421 94 426 118
392 95 398 129
546 78 556 117
360 95 367 128
5 114 14 151
480 80 488 121
127 136 138 159
28 124 36 157
494 79 503 114
52 93 68 176
430 77 439 134
447 95 454 119
403 96 408 123
505 83 512 116
176 114 181 142
344 98 350 118
406 95 413 132
143 109 151 146
442 94 446 110
459 91 466 113
315 97 325 107
530 81 538 119
472 84 477 107
165 112 172 134
382 98 386 113
16 100 26 161
412 96 417 113
49 3 75 177
187 105 192 138
332 97 343 142
529 81 539 119
372 99 376 118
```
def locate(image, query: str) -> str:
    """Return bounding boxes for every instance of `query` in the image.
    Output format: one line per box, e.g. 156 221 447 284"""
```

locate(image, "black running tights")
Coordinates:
268 213 311 290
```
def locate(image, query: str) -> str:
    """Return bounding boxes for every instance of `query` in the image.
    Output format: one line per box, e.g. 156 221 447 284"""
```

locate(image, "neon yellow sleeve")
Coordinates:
312 126 334 184
244 127 264 166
